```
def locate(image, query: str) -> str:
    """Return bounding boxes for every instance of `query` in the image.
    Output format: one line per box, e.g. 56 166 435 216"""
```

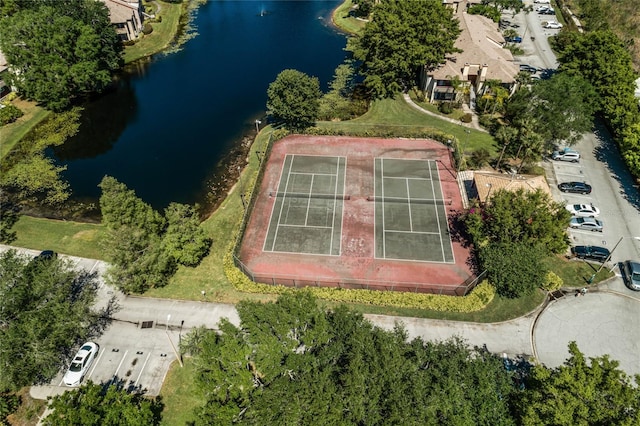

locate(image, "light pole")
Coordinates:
457 129 470 172
588 236 640 283
255 119 262 133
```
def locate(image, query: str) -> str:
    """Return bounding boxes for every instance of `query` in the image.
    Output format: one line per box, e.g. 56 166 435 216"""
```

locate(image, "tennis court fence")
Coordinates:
233 254 486 296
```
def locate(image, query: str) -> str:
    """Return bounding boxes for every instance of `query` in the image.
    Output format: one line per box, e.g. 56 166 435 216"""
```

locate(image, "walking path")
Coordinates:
402 93 487 133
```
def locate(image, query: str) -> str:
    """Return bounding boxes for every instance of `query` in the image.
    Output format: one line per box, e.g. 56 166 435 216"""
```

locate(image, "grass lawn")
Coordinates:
123 2 184 64
159 359 203 426
11 216 105 260
0 99 50 160
332 0 367 35
316 96 498 155
541 254 614 288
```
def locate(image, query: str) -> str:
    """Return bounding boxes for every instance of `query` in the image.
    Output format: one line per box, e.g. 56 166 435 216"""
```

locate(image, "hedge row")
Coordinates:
304 125 457 147
224 234 495 312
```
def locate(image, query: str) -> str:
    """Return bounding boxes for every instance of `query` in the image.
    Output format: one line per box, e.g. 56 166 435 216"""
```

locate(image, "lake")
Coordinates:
53 0 347 213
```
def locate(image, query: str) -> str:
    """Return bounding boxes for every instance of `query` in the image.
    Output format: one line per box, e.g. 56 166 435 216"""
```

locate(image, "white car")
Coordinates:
534 0 550 3
544 21 563 29
565 203 600 218
63 342 99 386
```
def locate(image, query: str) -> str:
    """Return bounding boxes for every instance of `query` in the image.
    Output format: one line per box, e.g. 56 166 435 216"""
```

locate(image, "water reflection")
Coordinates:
54 76 138 160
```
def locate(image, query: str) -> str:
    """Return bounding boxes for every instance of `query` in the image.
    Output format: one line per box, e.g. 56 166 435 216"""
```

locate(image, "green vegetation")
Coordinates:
11 216 105 260
182 292 519 425
45 382 163 426
174 292 640 425
349 0 461 99
159 360 203 426
0 249 113 391
331 0 368 35
0 2 122 111
122 2 184 64
266 69 322 132
98 176 211 293
0 99 50 160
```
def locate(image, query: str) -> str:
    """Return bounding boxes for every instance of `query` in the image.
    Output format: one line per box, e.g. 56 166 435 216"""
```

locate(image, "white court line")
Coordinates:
270 155 295 251
381 158 387 258
386 176 431 181
290 171 337 177
405 178 414 232
278 223 332 229
385 229 441 235
304 174 314 226
428 160 446 262
134 351 152 388
338 157 347 256
329 158 339 254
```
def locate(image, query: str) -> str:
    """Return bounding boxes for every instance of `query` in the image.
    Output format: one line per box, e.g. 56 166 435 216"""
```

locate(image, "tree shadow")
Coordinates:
592 120 640 212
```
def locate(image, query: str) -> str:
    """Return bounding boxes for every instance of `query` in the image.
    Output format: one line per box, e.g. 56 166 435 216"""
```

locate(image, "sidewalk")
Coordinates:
402 93 487 133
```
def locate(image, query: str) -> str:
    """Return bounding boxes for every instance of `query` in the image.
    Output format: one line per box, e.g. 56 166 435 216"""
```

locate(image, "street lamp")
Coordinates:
255 119 262 133
588 236 640 283
237 166 247 210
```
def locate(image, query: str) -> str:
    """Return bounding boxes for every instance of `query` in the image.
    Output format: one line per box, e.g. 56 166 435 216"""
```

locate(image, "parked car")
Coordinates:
565 203 600 217
622 260 640 291
544 21 563 29
505 36 523 43
558 182 592 194
534 0 550 3
519 64 538 73
571 245 610 261
536 5 551 11
552 148 580 162
569 217 603 232
541 8 556 15
33 250 57 261
63 342 99 386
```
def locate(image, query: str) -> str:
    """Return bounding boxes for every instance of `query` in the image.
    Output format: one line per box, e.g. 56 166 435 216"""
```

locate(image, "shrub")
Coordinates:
438 102 453 114
541 271 563 292
478 114 496 130
142 23 153 35
468 148 491 168
0 103 24 126
460 113 473 123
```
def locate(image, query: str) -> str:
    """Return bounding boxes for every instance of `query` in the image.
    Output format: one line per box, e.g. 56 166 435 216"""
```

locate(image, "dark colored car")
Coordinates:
519 64 538 73
506 36 523 43
33 250 57 261
558 182 592 194
571 245 610 261
622 260 640 291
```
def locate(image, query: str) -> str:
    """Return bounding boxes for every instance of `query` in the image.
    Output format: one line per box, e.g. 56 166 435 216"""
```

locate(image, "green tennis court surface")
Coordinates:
264 155 346 255
374 158 455 262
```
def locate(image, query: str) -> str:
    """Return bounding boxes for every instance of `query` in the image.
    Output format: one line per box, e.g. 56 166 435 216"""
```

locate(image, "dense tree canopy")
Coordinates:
99 176 211 293
44 382 162 426
350 0 460 98
0 1 122 111
464 188 571 254
184 292 517 425
266 69 322 132
0 250 110 391
516 342 640 425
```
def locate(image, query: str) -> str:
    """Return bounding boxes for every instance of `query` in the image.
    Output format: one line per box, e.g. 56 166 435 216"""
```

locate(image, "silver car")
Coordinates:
622 261 640 291
569 217 603 232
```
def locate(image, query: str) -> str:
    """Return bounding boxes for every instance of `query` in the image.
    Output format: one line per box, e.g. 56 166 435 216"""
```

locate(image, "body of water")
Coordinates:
54 0 347 212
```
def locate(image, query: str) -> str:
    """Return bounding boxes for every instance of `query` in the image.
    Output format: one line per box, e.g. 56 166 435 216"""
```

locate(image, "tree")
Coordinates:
350 0 461 98
0 2 122 111
44 382 162 426
479 242 547 298
98 176 211 293
266 69 321 132
530 73 597 147
516 342 640 425
187 292 517 425
463 188 571 254
0 250 112 391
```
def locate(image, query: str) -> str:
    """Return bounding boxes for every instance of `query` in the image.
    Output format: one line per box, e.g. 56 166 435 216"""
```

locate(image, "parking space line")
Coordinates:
134 352 152 388
109 350 129 386
87 345 106 380
568 229 604 235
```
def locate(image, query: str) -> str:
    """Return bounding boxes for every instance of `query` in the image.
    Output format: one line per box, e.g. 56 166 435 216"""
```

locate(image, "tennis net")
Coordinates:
367 196 452 205
270 192 350 200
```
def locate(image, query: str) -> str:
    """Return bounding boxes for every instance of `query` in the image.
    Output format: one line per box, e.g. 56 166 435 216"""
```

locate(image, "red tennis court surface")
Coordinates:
237 135 475 294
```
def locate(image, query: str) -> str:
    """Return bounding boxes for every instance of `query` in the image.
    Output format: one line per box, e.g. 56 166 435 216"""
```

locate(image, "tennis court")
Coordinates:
373 158 454 262
263 154 346 256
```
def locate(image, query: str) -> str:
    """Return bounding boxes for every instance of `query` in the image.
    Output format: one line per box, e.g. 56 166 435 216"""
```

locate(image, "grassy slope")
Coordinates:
0 99 50 160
